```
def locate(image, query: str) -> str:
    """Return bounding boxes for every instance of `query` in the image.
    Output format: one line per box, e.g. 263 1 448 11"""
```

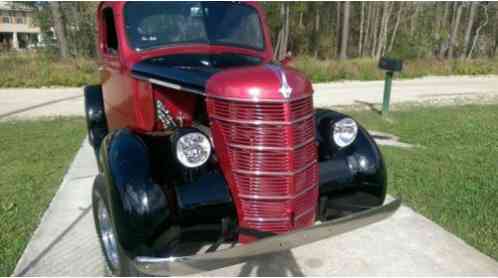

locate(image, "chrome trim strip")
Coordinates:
238 184 317 201
132 74 206 96
233 160 316 177
206 92 312 103
132 198 401 276
244 216 289 222
244 205 315 222
211 113 314 126
228 137 316 151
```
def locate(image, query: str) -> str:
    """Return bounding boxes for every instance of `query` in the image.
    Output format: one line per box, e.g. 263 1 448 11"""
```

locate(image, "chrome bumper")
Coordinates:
133 198 401 276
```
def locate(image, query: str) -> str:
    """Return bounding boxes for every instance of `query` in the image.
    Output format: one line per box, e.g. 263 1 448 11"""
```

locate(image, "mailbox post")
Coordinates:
378 57 402 115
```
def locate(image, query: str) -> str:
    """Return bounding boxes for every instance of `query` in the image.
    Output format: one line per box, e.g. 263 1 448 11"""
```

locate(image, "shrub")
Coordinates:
292 56 498 83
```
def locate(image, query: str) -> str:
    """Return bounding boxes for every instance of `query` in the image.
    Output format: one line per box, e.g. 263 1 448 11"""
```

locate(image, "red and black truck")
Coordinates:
84 2 400 276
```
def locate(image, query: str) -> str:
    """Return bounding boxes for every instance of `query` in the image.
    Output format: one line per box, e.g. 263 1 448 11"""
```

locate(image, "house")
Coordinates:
0 2 41 50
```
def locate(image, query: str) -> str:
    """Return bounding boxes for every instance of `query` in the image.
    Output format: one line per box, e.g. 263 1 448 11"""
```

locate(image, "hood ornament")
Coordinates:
278 71 292 99
266 65 293 99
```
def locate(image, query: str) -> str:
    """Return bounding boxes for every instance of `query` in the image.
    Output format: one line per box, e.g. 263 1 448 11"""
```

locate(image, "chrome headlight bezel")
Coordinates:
174 129 212 168
331 117 358 148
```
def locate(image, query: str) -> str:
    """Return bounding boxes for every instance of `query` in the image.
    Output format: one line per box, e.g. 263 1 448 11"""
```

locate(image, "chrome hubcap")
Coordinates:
97 198 120 269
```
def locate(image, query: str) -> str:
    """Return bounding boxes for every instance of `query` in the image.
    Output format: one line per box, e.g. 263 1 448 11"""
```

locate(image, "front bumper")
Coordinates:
132 198 401 276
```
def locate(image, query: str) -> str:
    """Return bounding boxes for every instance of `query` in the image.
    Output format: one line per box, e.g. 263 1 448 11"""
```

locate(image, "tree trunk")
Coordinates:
363 3 372 56
339 1 350 60
313 3 320 58
371 4 380 57
468 4 489 59
358 2 365 56
448 3 464 59
381 2 392 57
410 3 420 35
493 3 498 57
49 1 68 58
335 2 342 58
375 2 391 59
273 3 290 61
461 2 478 59
283 4 290 59
438 2 451 58
388 2 403 53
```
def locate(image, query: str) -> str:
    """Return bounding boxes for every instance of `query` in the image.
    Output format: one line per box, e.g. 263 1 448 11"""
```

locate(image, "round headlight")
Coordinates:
176 131 212 168
332 118 358 148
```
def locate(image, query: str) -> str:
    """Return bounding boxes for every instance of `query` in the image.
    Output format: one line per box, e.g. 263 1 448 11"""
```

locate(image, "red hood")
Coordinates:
206 64 313 102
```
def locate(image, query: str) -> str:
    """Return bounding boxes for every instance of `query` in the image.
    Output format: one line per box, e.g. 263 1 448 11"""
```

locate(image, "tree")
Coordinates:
468 3 489 59
438 2 451 58
388 2 403 53
448 3 464 59
339 1 350 60
335 2 342 58
493 2 498 57
376 1 392 59
273 3 290 61
461 2 478 59
358 2 365 56
48 1 68 58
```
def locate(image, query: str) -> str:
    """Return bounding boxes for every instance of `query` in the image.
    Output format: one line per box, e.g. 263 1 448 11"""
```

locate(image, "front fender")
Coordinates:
315 109 387 209
99 129 170 256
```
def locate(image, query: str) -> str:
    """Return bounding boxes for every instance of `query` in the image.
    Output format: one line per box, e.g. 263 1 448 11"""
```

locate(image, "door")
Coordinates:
100 6 134 130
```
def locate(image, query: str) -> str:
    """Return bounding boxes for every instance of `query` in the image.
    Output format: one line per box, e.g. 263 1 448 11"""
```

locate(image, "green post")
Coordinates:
382 71 393 115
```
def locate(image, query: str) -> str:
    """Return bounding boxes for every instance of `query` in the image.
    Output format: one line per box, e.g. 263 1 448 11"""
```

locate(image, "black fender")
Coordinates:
84 85 108 165
314 109 387 210
99 129 170 257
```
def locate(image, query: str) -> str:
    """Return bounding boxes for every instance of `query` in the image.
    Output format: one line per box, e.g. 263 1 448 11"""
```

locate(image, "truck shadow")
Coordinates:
238 251 304 276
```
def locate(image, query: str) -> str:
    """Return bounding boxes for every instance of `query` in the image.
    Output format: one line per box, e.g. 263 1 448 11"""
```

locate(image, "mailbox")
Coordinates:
378 57 403 115
378 57 403 72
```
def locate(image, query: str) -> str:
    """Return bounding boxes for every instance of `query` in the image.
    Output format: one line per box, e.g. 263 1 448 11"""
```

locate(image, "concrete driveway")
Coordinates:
1 75 498 121
12 140 498 276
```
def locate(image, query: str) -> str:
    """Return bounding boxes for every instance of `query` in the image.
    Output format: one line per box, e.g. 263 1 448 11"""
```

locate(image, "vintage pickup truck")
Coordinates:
84 1 400 276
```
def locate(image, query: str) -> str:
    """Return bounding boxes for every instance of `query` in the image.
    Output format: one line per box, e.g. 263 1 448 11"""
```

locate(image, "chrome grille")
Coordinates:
207 96 318 242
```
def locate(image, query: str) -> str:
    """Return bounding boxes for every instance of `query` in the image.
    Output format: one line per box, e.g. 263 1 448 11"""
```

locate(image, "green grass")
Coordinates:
293 56 498 82
345 104 498 261
0 117 86 276
0 52 99 88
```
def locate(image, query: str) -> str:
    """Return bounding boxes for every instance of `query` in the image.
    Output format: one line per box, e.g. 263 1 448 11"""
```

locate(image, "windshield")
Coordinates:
124 2 265 52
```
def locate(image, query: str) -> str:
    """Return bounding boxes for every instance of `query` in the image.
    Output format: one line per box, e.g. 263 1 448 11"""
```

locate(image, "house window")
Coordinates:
15 17 24 24
103 8 118 55
2 17 11 24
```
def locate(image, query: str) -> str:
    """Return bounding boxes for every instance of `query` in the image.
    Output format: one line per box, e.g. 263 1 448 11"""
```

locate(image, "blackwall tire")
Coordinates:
92 176 141 276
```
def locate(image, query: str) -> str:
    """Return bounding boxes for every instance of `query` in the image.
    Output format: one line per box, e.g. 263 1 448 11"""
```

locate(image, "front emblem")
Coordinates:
278 71 293 99
267 65 293 99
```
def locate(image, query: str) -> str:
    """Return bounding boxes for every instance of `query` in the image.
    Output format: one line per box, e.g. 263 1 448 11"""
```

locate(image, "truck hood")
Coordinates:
131 56 313 101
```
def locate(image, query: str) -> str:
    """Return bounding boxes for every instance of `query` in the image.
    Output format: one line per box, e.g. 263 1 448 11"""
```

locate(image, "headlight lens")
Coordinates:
332 118 358 148
176 131 212 168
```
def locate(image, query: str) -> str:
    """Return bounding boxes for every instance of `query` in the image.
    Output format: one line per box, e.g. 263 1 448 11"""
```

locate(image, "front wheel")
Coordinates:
92 175 141 276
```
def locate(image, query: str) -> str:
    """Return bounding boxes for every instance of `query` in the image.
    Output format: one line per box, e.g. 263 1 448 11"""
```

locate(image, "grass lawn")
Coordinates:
0 117 86 276
345 104 498 261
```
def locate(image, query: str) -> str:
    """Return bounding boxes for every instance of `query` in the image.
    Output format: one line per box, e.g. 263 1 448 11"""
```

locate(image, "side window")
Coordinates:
103 8 118 55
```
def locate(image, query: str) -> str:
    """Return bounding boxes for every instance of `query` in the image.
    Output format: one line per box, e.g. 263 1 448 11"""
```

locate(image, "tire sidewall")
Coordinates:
92 176 140 276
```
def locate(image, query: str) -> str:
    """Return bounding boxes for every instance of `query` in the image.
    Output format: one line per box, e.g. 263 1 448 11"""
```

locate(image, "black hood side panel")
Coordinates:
131 53 262 92
132 60 219 91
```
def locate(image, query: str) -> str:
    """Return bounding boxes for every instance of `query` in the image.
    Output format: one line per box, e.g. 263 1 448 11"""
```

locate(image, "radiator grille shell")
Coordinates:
207 96 318 242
